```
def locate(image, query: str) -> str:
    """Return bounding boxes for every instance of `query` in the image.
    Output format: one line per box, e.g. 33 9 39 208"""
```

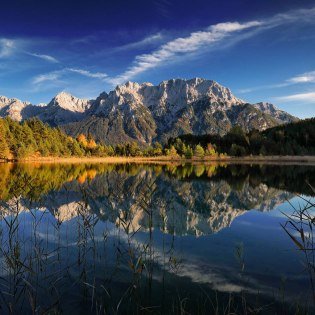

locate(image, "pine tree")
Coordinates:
184 146 193 159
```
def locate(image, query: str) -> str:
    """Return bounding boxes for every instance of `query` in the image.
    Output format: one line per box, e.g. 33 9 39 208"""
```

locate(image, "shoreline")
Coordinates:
1 155 315 165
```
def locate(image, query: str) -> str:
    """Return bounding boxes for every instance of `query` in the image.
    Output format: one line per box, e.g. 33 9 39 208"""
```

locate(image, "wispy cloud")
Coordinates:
32 70 64 85
239 69 315 94
66 68 107 80
27 52 59 63
106 6 315 85
112 33 164 52
107 21 262 85
1 38 61 64
238 83 290 94
287 71 315 84
276 92 315 103
26 5 315 99
0 39 15 58
32 68 108 85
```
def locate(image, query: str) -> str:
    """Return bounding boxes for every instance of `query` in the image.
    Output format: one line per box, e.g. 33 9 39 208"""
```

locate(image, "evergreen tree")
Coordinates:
184 146 193 159
153 142 163 156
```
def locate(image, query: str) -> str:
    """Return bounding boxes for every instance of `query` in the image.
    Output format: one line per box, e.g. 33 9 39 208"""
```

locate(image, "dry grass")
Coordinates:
7 155 315 166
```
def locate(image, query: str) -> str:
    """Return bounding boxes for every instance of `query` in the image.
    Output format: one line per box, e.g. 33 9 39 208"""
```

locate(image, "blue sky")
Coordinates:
0 0 315 118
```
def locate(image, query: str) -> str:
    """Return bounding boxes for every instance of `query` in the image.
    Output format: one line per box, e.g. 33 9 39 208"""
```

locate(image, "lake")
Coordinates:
0 162 314 314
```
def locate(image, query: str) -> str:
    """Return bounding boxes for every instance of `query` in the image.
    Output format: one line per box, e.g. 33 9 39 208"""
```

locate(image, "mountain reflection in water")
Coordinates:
1 163 312 235
0 162 314 314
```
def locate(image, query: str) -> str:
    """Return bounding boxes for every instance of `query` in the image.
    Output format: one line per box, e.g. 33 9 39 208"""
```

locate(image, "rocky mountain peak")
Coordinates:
103 78 243 112
112 81 155 100
155 78 244 108
0 95 11 106
0 95 31 107
49 92 91 113
0 96 33 121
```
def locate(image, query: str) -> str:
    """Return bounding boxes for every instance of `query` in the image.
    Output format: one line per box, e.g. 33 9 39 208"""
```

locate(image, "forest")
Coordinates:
167 118 315 157
0 117 162 159
0 117 314 160
0 117 105 159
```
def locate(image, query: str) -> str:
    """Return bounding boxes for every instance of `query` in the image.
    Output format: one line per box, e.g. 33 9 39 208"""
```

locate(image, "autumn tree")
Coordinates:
194 144 205 158
77 134 88 147
205 143 216 156
166 145 178 157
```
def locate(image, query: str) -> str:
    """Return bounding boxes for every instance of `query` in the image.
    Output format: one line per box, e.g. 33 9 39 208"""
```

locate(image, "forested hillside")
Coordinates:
167 118 315 156
0 118 109 159
0 117 314 160
0 118 165 160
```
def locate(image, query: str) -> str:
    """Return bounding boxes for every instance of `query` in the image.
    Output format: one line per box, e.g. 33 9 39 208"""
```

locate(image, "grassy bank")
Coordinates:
1 155 315 165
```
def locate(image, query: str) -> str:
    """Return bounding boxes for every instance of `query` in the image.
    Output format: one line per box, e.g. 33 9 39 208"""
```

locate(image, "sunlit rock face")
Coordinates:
0 78 297 144
0 164 293 236
65 78 292 144
0 96 42 122
35 92 92 126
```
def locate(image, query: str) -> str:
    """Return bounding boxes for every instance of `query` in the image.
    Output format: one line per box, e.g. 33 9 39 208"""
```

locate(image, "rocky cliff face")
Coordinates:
64 79 296 144
36 92 92 126
253 102 298 124
0 96 41 121
0 92 92 125
0 78 297 144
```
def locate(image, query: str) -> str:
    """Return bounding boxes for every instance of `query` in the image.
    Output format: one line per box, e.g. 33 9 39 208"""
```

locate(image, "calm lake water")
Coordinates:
0 162 314 314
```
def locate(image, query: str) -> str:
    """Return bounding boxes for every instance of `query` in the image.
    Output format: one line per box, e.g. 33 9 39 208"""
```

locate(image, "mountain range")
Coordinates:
0 78 298 145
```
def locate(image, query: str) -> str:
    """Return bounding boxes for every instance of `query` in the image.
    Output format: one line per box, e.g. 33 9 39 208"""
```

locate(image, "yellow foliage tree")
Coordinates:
87 139 97 149
205 143 217 156
77 134 88 147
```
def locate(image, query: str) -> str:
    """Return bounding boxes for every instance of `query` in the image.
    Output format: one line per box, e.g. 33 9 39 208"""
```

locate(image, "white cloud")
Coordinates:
32 68 108 85
238 70 315 94
276 92 315 103
28 52 59 63
113 33 164 52
0 39 15 58
32 70 64 85
287 71 315 84
29 5 315 93
66 68 107 80
107 21 262 85
237 82 291 94
106 6 315 85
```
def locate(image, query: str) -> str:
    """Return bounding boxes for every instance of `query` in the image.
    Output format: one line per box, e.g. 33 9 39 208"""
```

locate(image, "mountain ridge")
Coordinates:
0 78 298 144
